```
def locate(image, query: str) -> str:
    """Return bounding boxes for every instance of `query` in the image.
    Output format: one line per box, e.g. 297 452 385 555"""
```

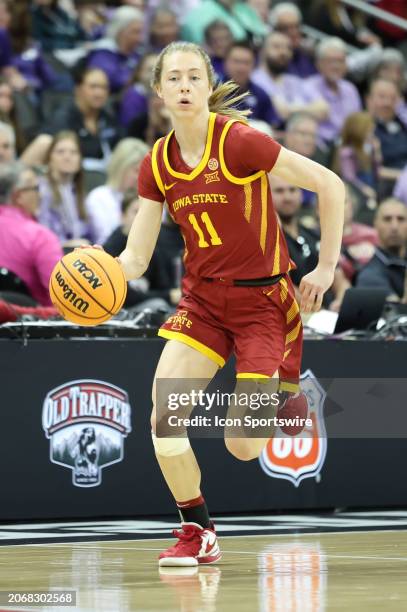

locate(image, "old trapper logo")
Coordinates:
42 380 132 487
259 369 327 487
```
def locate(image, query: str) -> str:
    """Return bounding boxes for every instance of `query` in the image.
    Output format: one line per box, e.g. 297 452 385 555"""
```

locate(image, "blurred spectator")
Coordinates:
86 138 149 244
393 165 407 205
148 7 179 52
0 161 63 305
103 191 179 311
31 0 86 52
304 38 362 145
284 112 324 206
247 0 271 24
270 2 316 78
341 184 379 282
0 120 14 162
128 92 172 146
356 198 407 300
8 0 57 98
367 78 407 174
307 0 380 48
0 0 10 29
22 67 122 172
38 131 90 246
335 111 381 206
181 0 267 46
0 77 25 153
223 42 279 126
372 48 407 126
86 6 144 93
119 52 158 128
252 31 328 125
270 173 350 310
204 20 233 82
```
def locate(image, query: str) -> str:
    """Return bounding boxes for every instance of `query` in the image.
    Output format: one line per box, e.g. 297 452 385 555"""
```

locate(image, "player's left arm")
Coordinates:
270 147 345 313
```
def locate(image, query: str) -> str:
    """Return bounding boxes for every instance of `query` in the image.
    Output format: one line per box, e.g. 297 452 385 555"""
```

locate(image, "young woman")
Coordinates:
38 130 89 246
115 41 345 566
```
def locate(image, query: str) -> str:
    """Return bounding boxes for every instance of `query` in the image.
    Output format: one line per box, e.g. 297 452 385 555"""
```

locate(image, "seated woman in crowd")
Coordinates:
0 76 26 152
127 91 171 145
21 66 123 172
119 52 158 128
38 130 91 247
335 111 382 208
86 6 144 93
85 137 149 244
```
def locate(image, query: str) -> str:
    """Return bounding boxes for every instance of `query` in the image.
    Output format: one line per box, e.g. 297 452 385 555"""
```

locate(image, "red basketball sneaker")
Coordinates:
159 522 222 567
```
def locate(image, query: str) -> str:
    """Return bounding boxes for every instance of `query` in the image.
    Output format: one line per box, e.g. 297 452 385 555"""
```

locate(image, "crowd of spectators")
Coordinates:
0 0 407 320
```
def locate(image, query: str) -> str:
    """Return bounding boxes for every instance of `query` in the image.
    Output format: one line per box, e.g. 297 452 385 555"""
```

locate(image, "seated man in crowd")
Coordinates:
223 41 279 127
270 174 350 312
304 37 362 146
270 2 316 78
0 162 63 306
356 198 407 301
367 79 407 177
252 31 328 126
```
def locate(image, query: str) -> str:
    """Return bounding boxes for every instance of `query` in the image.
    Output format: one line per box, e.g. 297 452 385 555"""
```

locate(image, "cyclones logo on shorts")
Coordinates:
259 370 327 487
42 379 132 488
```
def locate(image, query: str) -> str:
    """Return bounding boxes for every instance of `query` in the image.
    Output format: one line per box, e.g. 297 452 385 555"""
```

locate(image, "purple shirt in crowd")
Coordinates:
12 46 57 92
119 83 148 128
87 44 141 92
0 28 11 69
0 205 63 306
287 48 317 78
38 178 92 243
304 74 362 143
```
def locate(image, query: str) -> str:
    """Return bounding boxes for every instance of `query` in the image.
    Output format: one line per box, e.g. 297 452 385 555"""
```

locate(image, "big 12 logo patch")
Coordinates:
259 369 327 487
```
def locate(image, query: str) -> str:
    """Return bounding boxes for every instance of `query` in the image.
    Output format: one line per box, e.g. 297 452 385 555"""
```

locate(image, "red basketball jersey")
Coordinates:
138 112 294 280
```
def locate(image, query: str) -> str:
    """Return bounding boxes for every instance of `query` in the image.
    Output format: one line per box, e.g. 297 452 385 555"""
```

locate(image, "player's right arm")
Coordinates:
119 196 163 281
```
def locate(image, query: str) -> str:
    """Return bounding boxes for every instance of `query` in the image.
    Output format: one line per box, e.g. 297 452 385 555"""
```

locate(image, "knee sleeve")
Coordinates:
151 432 191 457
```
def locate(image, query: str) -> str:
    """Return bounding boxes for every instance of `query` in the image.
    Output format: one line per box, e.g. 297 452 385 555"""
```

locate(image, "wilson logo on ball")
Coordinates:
259 370 327 487
72 259 103 289
55 271 90 313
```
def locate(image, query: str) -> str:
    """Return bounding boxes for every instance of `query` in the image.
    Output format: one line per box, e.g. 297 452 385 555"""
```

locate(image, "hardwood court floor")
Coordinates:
0 529 406 611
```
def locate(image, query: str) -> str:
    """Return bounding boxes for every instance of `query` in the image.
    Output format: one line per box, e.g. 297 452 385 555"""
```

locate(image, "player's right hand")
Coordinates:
299 264 335 313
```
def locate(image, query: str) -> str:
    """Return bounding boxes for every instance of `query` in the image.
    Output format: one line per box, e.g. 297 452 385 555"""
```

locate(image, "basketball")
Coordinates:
49 248 127 326
277 392 309 436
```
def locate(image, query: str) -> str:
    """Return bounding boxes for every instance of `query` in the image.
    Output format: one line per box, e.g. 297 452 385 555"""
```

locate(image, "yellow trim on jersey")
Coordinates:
260 174 268 254
286 299 300 325
219 120 265 185
279 381 300 393
162 112 217 180
236 372 270 379
279 278 288 303
272 221 281 275
283 348 292 360
151 138 165 196
285 320 302 345
157 329 225 367
244 183 252 222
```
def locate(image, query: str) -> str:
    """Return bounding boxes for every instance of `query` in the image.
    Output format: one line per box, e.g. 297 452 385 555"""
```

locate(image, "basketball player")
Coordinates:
117 42 345 566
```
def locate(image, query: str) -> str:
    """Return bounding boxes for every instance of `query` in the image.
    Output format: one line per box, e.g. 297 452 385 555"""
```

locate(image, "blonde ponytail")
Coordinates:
208 80 250 122
152 42 250 122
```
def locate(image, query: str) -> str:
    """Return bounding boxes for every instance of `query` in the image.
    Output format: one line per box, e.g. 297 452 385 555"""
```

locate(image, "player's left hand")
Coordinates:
299 265 335 313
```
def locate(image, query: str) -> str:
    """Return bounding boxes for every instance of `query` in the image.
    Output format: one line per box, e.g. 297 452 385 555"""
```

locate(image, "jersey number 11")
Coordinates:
188 212 223 248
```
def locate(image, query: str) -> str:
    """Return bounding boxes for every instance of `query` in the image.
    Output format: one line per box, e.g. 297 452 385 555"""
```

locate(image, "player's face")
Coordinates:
270 175 302 220
158 51 212 118
375 202 407 251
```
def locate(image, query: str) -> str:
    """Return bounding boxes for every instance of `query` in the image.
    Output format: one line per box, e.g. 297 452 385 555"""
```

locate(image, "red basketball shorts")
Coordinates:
158 275 302 392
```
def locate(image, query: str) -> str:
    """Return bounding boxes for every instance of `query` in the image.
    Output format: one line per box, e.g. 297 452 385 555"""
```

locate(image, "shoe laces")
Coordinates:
169 525 202 553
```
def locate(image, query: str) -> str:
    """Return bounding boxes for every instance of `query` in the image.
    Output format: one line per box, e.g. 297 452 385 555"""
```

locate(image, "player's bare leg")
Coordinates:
151 340 221 566
224 372 279 461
